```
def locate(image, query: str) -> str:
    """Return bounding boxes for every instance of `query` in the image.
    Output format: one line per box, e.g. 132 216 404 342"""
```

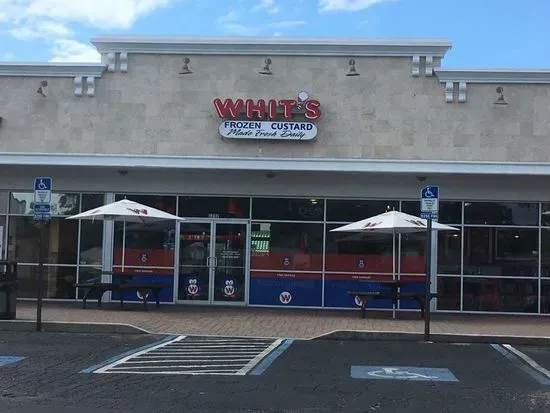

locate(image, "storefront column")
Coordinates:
430 225 438 312
101 192 115 303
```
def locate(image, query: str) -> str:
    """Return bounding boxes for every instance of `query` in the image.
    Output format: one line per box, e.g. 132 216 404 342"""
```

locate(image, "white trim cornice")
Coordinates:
90 36 452 57
0 62 106 77
435 68 550 84
0 153 549 176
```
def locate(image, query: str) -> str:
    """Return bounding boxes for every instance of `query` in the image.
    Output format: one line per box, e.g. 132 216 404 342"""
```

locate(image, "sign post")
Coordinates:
33 177 52 332
420 185 439 342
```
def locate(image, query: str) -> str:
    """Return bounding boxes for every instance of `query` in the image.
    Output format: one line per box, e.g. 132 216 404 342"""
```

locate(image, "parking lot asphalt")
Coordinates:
0 332 549 412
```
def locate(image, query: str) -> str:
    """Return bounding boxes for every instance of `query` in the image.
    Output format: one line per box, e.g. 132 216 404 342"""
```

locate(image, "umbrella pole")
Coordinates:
392 229 396 319
122 220 126 272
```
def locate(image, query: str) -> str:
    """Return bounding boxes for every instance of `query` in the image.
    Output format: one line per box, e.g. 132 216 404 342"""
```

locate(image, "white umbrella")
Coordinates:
330 210 458 318
67 199 185 271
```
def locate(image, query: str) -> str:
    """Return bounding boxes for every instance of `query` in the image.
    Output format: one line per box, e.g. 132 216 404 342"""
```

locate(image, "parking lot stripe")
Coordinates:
491 344 550 385
236 339 283 375
80 334 179 373
502 344 550 380
249 339 294 376
91 335 186 374
91 336 284 375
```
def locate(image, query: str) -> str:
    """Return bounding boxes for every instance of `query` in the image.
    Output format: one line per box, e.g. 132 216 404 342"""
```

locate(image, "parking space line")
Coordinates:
249 339 295 376
80 334 179 373
491 343 550 385
88 335 287 375
502 344 550 379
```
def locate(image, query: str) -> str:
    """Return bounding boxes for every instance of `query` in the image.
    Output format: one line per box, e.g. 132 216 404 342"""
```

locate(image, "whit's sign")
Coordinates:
218 120 317 140
214 91 321 141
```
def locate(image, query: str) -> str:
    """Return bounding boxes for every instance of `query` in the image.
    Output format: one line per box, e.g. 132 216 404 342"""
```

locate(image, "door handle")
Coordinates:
212 257 218 267
206 256 212 267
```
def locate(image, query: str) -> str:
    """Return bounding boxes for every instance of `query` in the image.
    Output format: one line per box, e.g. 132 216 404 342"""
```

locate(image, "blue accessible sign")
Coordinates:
420 185 439 220
33 177 52 221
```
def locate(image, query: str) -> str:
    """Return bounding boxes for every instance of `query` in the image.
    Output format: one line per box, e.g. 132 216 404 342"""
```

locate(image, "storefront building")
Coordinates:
1 36 550 314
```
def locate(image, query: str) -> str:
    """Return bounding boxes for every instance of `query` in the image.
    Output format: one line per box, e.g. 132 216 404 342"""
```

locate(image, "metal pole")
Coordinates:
424 218 432 341
36 221 45 332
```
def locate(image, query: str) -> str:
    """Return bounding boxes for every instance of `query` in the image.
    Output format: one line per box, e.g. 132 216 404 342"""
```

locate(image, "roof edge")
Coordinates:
0 62 106 78
0 152 549 176
435 68 550 84
90 36 452 57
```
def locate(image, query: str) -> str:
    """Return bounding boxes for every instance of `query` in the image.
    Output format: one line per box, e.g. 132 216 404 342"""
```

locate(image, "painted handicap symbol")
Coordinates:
367 367 438 380
424 187 435 198
351 365 458 382
37 179 47 190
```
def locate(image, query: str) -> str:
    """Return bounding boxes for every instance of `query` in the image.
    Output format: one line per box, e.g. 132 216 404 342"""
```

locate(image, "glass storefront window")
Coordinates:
251 222 323 271
113 220 176 268
400 232 426 274
464 202 539 226
463 227 538 277
9 192 80 216
8 216 79 264
0 192 9 213
79 221 103 265
542 229 550 277
436 277 461 310
0 216 6 259
252 198 324 221
77 267 103 299
116 194 176 214
325 224 394 273
178 196 250 218
463 277 538 313
401 201 462 224
82 193 105 211
542 203 550 226
17 265 77 299
541 280 550 314
326 200 398 222
438 230 461 275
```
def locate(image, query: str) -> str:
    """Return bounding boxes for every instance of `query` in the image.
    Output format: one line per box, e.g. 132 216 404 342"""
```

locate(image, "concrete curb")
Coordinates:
0 320 150 335
314 330 550 346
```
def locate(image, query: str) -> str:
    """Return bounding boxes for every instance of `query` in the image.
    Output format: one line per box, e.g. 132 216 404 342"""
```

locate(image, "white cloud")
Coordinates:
1 0 176 29
2 0 177 62
222 19 306 35
9 21 72 40
2 52 16 61
221 23 260 36
217 10 240 23
49 39 101 63
253 0 280 14
268 20 306 29
319 0 395 12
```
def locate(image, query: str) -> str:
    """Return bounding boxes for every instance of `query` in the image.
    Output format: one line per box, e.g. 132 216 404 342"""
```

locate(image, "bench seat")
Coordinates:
74 282 170 311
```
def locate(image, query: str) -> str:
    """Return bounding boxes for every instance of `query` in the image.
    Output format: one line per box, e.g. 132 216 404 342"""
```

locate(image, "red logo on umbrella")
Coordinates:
127 208 148 215
363 221 382 228
406 219 425 227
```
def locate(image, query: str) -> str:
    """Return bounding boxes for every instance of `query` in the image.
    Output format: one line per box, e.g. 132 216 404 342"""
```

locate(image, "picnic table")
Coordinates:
74 271 170 311
349 280 437 319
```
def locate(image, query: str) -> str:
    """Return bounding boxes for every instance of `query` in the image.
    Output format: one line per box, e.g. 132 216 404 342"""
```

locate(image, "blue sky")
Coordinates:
1 0 549 68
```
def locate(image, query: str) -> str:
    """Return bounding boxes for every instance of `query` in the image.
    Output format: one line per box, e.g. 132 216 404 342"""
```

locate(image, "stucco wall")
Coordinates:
0 53 549 162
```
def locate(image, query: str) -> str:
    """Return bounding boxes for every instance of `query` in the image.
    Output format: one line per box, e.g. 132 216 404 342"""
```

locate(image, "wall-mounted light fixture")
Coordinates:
259 57 272 75
179 57 193 75
36 80 48 97
494 86 508 106
346 58 360 76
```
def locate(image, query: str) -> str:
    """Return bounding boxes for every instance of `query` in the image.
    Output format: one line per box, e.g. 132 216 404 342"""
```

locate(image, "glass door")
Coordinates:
177 220 249 304
212 222 248 304
178 221 212 302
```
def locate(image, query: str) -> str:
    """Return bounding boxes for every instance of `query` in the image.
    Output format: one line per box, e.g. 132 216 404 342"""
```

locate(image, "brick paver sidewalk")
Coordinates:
13 301 550 340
